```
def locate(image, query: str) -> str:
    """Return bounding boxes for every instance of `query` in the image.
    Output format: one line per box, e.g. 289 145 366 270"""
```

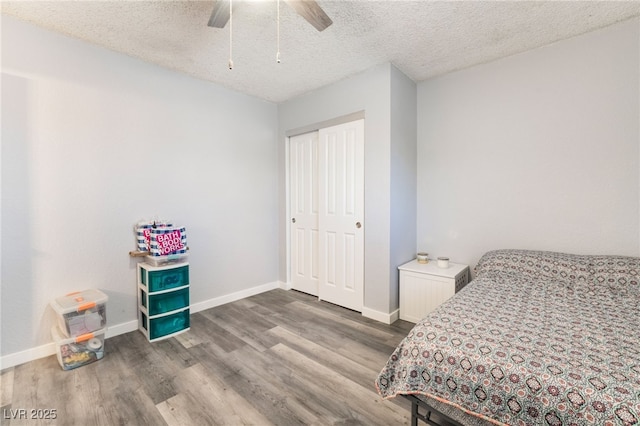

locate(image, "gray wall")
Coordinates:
278 63 417 317
389 66 417 312
1 15 279 356
3 12 637 360
417 18 640 269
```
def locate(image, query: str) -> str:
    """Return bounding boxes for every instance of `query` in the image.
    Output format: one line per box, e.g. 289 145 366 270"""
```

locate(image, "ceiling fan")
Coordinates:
208 0 333 32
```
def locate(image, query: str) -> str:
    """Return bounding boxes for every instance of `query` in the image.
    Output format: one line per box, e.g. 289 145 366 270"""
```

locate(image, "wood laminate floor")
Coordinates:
1 289 417 426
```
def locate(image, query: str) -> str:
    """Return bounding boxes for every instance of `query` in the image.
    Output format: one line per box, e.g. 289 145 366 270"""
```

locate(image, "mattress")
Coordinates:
376 250 640 425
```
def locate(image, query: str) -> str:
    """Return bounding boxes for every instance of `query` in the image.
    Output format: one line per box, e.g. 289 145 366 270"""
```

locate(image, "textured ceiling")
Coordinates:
3 1 640 103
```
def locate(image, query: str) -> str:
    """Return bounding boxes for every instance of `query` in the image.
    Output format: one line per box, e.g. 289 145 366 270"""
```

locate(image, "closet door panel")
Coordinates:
318 119 364 311
289 131 319 296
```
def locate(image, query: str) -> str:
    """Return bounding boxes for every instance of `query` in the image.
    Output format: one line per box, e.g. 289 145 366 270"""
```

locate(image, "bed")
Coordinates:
376 249 640 426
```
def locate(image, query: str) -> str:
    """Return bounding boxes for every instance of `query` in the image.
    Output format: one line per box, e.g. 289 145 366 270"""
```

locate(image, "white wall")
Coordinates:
278 63 416 319
417 18 640 270
1 16 279 361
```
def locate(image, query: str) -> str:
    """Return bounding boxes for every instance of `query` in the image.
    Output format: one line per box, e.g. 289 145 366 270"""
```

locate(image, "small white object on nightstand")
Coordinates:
437 257 449 268
398 259 469 323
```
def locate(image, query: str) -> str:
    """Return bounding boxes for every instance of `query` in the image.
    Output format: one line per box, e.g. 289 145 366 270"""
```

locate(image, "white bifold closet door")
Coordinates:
289 119 364 312
290 130 319 297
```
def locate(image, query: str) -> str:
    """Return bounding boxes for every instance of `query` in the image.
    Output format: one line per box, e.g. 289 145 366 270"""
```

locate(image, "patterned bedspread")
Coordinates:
376 250 640 426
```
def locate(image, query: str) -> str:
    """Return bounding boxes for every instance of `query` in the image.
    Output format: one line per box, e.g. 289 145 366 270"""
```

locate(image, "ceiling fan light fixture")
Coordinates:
228 0 233 70
208 0 331 69
276 0 281 63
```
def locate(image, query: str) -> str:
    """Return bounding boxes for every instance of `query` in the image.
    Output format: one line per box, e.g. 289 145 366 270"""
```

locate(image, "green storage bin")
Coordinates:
149 309 190 340
148 288 189 316
140 264 189 292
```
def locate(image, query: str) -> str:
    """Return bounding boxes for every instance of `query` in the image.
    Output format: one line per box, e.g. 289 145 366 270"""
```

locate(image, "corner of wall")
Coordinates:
362 306 400 325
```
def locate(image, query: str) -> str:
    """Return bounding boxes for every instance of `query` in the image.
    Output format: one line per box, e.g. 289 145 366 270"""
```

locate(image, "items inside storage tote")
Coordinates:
51 326 105 370
50 289 108 337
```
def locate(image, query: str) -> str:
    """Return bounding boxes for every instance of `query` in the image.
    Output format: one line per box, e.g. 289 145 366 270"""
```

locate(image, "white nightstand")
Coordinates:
398 259 469 323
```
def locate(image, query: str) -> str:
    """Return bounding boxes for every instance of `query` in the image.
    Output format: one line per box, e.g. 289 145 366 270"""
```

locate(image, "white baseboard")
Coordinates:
0 343 56 371
189 281 280 313
105 320 138 338
362 306 399 324
281 282 398 325
279 280 292 290
0 281 282 370
0 321 142 370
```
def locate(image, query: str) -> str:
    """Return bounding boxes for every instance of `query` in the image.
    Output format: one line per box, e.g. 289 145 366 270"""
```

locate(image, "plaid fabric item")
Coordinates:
134 220 172 252
149 226 187 257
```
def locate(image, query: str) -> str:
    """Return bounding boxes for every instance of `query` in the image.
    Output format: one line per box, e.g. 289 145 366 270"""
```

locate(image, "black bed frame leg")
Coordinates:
411 399 419 426
402 394 464 426
403 395 461 426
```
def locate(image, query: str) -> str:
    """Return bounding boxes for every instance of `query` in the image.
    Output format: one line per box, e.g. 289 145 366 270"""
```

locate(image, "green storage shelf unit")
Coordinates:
137 262 190 342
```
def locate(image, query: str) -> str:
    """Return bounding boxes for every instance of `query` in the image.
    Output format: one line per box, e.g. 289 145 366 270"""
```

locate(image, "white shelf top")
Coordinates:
398 259 469 278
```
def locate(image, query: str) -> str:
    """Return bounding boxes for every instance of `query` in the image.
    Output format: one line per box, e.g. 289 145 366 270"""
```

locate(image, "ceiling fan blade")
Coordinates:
284 0 333 32
208 0 230 28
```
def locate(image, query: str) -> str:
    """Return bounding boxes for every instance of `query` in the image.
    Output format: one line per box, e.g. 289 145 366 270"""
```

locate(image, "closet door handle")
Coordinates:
356 222 362 228
291 218 296 223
